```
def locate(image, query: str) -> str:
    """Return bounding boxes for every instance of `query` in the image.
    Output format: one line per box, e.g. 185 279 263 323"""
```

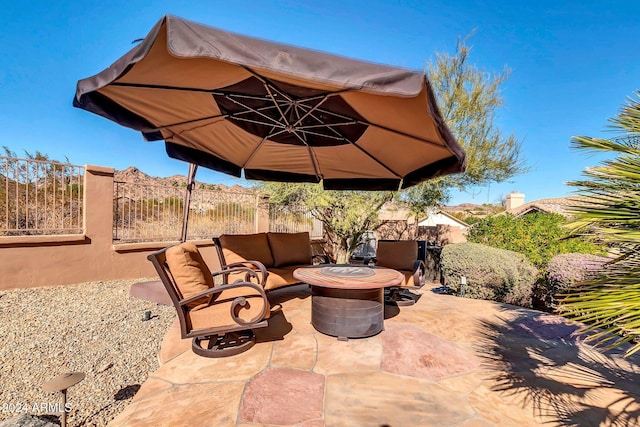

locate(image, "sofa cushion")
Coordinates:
165 242 215 308
376 240 418 271
267 232 312 267
219 233 274 268
265 267 301 291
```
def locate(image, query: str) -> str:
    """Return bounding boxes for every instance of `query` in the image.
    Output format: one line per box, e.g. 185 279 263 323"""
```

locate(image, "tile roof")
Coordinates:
507 196 587 217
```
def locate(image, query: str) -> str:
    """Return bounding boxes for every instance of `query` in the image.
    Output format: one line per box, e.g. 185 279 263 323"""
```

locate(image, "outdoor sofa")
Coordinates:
213 232 329 291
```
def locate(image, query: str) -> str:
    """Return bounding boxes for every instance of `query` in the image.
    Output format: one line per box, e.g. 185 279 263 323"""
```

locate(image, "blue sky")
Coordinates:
1 1 639 205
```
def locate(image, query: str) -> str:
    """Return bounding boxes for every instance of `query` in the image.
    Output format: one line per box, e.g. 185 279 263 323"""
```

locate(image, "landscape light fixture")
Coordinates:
42 372 85 427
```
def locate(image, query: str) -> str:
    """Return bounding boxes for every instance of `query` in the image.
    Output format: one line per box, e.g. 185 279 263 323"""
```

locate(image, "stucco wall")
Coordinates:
417 225 467 245
0 165 222 290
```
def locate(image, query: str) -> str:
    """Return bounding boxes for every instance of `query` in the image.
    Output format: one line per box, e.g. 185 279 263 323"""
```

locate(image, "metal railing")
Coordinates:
0 156 84 236
269 205 323 239
113 182 259 242
186 187 258 240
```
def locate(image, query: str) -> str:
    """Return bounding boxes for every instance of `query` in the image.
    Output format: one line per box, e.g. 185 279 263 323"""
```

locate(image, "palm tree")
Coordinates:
561 91 640 357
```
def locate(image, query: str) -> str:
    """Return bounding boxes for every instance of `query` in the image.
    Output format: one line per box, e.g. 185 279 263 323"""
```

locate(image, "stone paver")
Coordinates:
110 382 245 427
325 371 476 426
239 367 325 425
381 321 480 380
151 340 272 383
114 283 640 427
270 333 317 370
314 332 382 375
157 320 191 363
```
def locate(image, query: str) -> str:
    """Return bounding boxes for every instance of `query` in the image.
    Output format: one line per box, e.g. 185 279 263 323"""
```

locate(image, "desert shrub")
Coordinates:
467 212 603 269
441 242 538 307
535 253 610 311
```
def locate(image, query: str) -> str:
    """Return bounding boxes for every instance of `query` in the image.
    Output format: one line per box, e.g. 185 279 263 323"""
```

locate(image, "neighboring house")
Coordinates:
373 202 468 245
417 208 468 245
504 191 580 218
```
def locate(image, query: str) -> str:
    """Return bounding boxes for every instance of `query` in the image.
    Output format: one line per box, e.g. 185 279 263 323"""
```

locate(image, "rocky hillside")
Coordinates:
443 203 505 220
114 166 254 193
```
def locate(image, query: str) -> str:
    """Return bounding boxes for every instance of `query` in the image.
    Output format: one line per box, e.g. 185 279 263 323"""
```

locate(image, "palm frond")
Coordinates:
561 92 640 357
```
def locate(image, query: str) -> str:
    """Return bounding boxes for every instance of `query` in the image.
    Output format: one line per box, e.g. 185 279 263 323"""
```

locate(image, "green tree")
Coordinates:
467 212 602 269
264 182 393 262
263 39 526 261
403 39 527 213
560 92 640 357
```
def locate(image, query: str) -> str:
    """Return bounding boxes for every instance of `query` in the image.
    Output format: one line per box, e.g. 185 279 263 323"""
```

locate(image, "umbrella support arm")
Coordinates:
180 163 198 242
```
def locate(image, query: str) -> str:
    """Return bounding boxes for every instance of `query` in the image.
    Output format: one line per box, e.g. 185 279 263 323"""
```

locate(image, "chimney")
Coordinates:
506 192 525 210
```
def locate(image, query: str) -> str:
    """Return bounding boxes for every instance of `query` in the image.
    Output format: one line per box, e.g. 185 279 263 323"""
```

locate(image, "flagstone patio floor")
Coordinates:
111 283 640 426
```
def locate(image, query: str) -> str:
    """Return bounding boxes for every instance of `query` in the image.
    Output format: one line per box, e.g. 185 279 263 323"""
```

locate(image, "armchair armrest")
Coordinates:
179 280 269 326
412 259 426 288
221 260 269 288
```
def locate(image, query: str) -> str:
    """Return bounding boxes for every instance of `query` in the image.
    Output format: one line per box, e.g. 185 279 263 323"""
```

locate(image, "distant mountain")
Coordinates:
114 166 254 193
443 203 505 218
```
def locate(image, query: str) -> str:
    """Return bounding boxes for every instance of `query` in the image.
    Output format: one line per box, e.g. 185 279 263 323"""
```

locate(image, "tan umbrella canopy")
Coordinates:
74 15 465 192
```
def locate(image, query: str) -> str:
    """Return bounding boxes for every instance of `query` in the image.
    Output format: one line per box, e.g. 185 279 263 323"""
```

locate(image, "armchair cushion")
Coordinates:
219 233 274 268
376 240 418 271
165 242 215 308
189 285 270 329
267 232 312 267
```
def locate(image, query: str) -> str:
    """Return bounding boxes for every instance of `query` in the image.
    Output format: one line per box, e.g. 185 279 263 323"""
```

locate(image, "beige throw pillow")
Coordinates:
165 242 215 308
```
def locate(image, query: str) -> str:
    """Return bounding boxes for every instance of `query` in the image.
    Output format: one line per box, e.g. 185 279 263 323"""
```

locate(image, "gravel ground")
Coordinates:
0 279 175 426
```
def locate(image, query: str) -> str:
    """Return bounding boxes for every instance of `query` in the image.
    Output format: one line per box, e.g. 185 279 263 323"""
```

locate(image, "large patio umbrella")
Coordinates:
74 15 465 240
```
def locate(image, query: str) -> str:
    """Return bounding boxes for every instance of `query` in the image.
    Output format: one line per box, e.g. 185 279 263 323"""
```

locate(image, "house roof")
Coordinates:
506 196 586 217
418 210 469 228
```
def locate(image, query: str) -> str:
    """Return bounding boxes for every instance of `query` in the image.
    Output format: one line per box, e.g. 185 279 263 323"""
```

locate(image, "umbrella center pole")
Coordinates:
180 163 198 242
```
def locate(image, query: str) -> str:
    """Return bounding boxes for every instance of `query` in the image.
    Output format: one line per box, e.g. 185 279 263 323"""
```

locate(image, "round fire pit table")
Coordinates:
293 264 403 339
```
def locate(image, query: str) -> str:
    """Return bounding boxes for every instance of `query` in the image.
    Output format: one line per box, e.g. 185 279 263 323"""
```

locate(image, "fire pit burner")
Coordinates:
320 266 375 278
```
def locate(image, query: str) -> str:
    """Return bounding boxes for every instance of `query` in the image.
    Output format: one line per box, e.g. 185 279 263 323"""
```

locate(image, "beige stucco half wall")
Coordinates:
0 165 223 290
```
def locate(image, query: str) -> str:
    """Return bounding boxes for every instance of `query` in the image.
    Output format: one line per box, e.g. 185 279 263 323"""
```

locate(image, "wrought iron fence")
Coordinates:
0 156 84 236
186 187 258 240
269 205 323 239
113 182 259 242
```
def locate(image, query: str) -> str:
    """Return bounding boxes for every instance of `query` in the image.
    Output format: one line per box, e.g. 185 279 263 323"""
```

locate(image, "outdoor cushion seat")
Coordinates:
148 242 270 357
214 232 330 291
264 267 299 291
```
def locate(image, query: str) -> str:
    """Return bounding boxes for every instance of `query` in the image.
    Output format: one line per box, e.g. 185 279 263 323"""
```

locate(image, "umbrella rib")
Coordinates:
307 145 321 180
291 95 331 128
289 100 402 177
111 81 224 95
242 135 270 169
358 120 447 149
297 129 349 141
222 94 284 128
347 139 402 178
156 104 279 131
288 130 322 180
262 82 291 128
230 115 286 129
297 121 361 131
302 106 403 178
156 114 228 131
242 66 353 104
